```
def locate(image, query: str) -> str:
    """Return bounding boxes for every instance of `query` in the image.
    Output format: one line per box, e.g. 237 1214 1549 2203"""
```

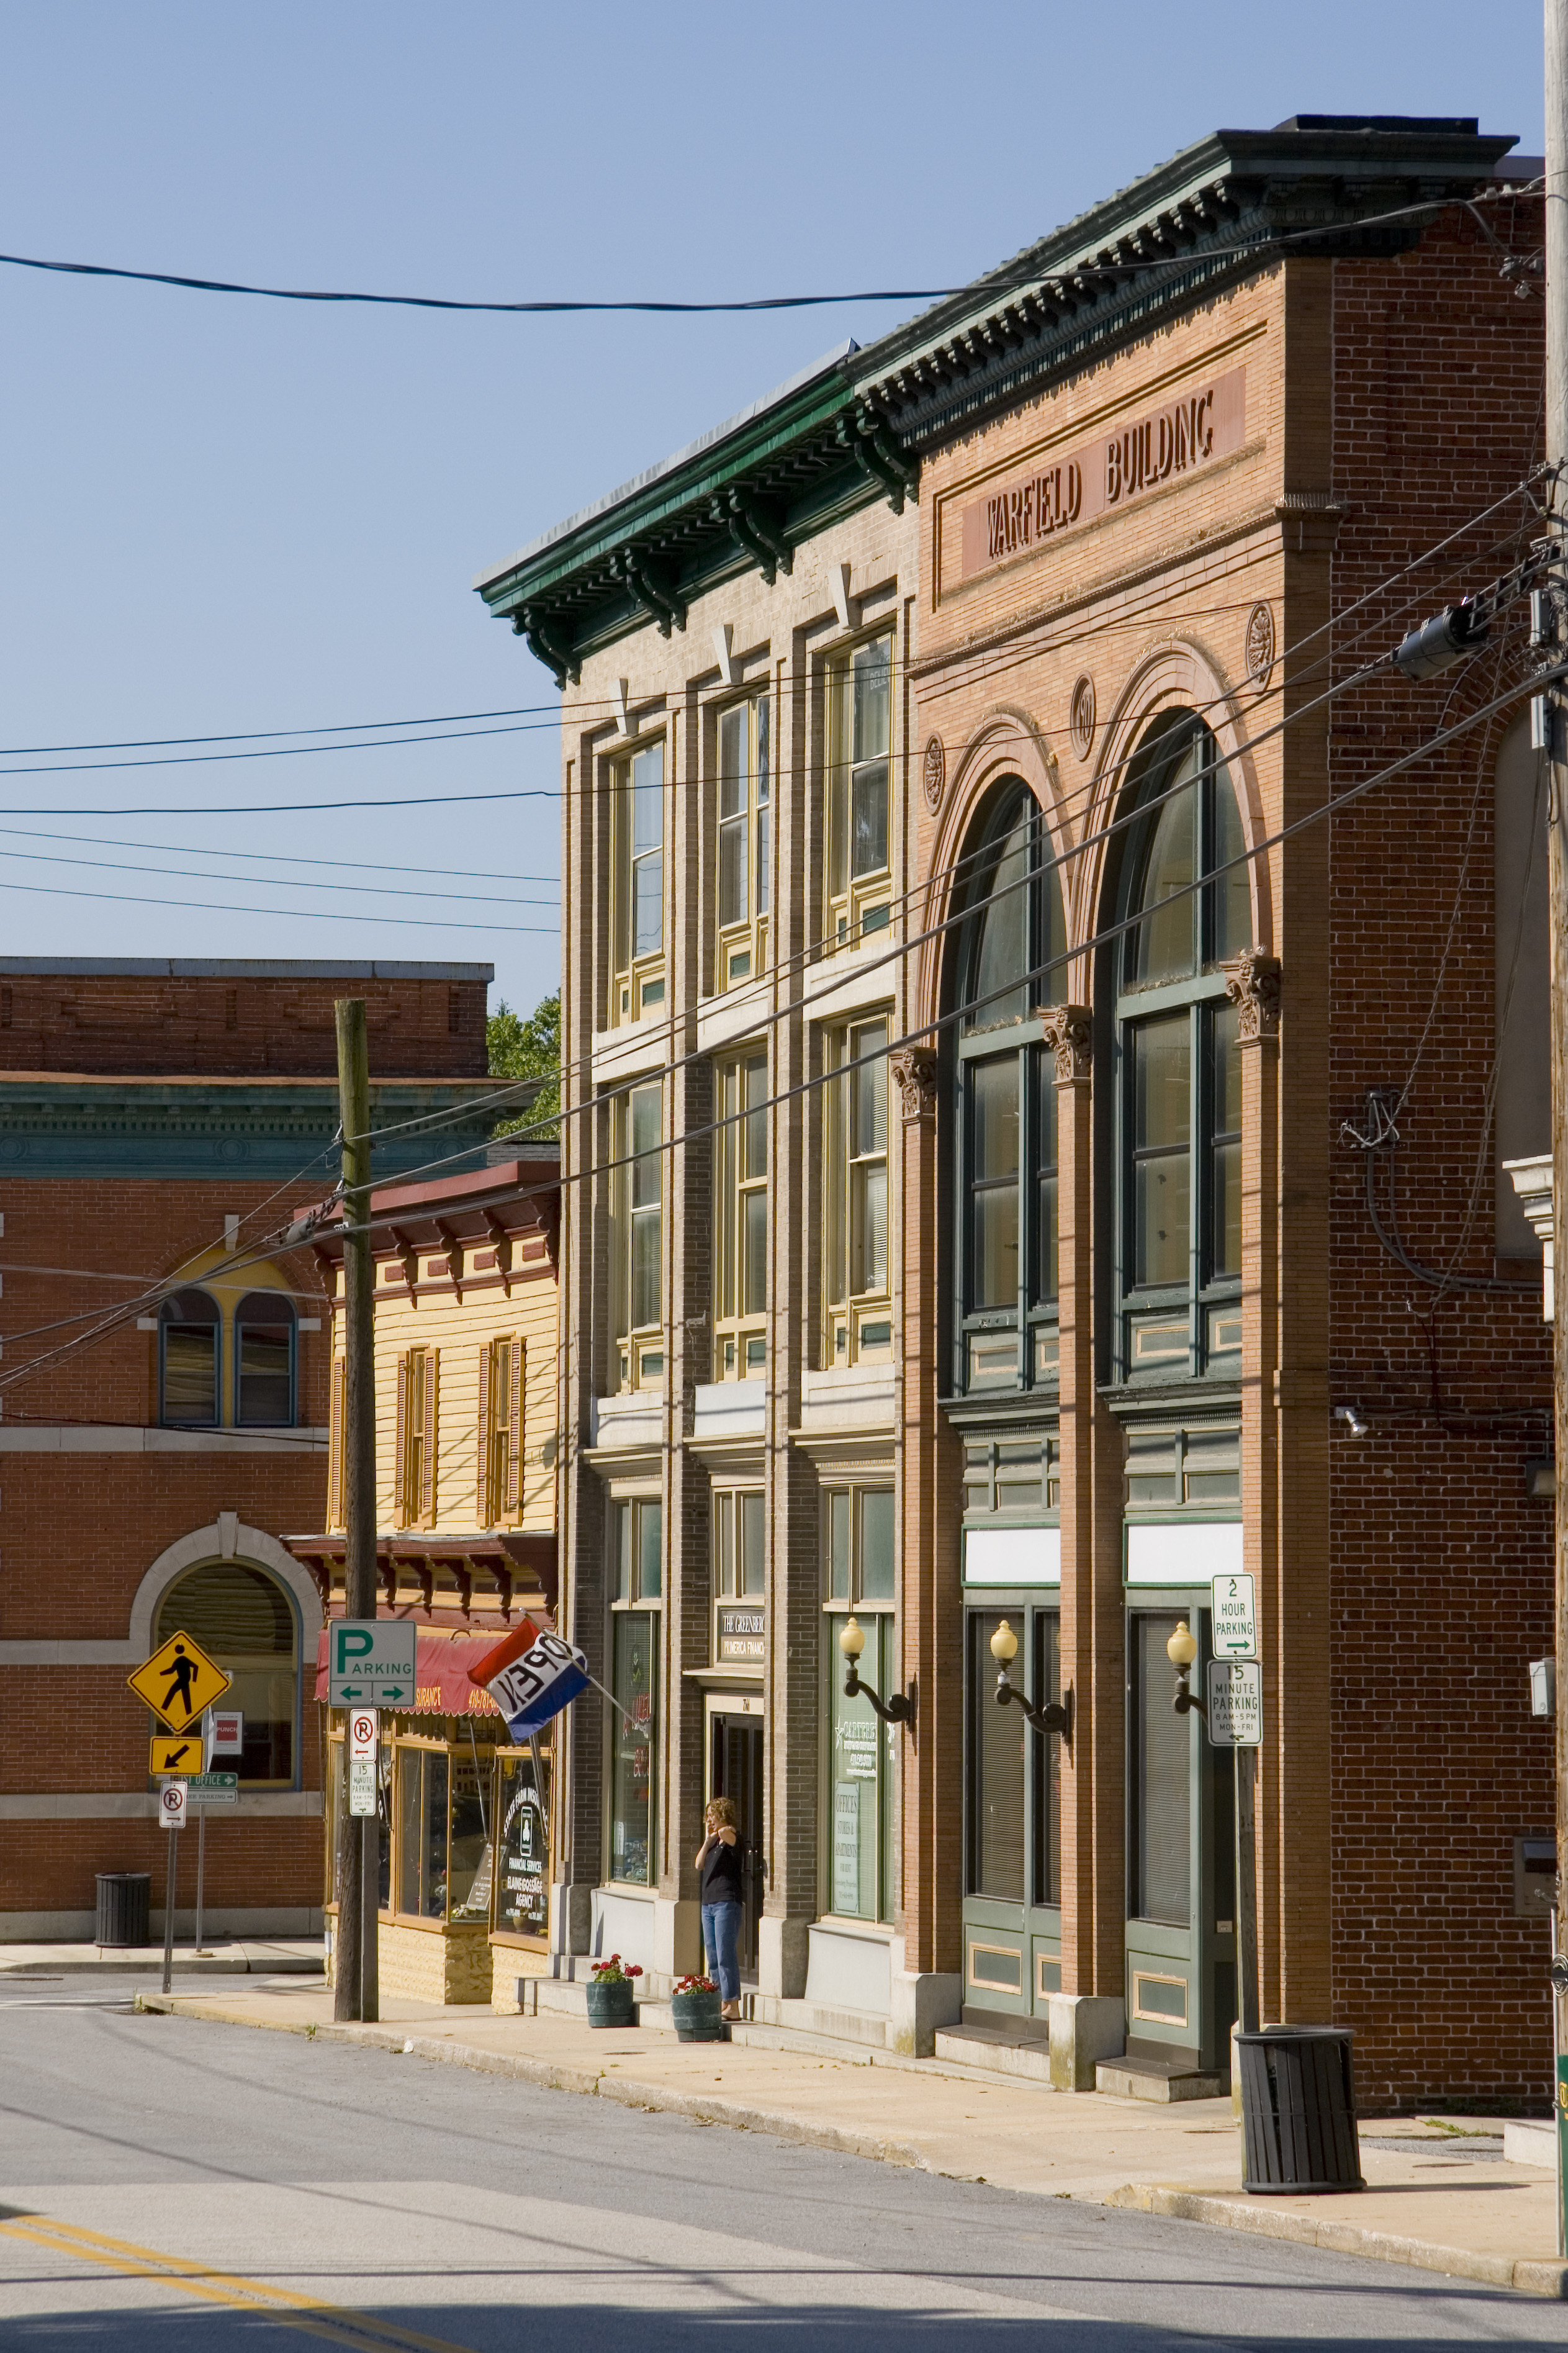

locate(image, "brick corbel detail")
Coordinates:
1222 950 1282 1041
889 1047 939 1124
1040 1003 1093 1082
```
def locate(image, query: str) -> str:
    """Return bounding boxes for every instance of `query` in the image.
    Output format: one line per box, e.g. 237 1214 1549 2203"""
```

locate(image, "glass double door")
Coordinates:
961 1600 1062 2018
708 1709 764 1979
1127 1604 1237 2071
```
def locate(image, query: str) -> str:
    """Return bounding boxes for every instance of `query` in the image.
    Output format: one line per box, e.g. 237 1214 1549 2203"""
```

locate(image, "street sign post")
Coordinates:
156 1780 186 1994
158 1781 187 1830
328 1620 417 1708
1206 1659 1263 1747
150 1735 204 1776
1211 1572 1257 1659
348 1708 378 1819
128 1630 233 1733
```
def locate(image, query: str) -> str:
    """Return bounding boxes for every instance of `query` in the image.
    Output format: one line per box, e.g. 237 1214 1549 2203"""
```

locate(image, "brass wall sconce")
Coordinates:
988 1619 1074 1755
1167 1617 1206 1718
839 1615 916 1727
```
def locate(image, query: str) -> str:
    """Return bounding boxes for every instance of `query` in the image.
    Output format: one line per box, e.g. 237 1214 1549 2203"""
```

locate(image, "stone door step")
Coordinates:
1096 2053 1228 2102
932 2026 1053 2085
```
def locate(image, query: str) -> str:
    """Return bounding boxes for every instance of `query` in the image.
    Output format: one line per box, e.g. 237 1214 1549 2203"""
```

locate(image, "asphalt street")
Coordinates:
1 1976 1565 2351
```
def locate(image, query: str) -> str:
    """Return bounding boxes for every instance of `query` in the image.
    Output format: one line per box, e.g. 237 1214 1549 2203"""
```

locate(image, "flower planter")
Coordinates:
671 1988 724 2043
585 1979 636 2028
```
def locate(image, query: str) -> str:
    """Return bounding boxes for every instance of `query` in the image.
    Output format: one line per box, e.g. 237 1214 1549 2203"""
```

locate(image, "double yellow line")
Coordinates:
0 2210 479 2353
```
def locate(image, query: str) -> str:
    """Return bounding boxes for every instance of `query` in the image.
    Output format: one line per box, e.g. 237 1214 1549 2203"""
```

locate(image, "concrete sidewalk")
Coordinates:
0 1939 323 1976
137 1975 1566 2300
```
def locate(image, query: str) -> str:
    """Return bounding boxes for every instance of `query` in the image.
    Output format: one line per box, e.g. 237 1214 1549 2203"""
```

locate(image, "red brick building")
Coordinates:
0 959 498 1943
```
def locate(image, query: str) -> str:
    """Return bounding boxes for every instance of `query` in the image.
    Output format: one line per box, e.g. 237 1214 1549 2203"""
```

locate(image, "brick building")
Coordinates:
484 115 1554 2107
0 959 498 1943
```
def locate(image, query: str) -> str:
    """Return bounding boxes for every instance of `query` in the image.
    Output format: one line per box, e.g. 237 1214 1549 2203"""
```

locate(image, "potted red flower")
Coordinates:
586 1953 642 2028
671 1972 724 2043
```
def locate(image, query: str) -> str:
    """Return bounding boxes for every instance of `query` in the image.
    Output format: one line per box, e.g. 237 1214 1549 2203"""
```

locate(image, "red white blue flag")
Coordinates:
469 1620 590 1740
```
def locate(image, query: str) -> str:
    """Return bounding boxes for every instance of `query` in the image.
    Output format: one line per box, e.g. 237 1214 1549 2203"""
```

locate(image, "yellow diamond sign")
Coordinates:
128 1629 232 1733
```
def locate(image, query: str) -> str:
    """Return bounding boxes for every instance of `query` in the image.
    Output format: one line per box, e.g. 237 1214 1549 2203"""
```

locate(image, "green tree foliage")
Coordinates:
487 991 559 1139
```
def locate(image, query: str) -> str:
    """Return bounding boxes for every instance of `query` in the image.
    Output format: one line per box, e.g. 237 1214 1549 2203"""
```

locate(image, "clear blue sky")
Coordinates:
0 3 1544 1023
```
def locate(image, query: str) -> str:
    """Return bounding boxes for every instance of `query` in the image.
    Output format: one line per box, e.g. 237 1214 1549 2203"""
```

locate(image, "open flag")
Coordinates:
468 1618 591 1741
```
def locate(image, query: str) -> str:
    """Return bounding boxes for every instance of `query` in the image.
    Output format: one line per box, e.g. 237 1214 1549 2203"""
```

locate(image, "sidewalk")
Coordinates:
137 1976 1566 2300
0 1939 324 1976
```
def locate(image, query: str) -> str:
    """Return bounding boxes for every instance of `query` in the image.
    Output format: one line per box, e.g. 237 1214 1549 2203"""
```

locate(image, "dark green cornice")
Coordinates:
0 1078 500 1181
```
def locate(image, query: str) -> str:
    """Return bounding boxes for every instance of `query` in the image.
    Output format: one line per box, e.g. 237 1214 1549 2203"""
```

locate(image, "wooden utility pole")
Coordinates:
334 998 378 2023
1548 0 1568 2251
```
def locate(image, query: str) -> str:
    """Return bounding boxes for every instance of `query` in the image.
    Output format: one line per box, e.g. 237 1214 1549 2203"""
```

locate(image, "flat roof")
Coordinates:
0 959 495 980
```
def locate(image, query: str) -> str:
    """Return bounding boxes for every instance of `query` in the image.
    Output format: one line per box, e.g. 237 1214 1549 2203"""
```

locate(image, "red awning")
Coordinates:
313 1626 526 1717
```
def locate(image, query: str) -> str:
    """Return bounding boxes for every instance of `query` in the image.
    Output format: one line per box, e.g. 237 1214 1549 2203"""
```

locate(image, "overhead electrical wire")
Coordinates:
0 840 557 908
0 874 556 933
0 182 1534 317
0 823 561 887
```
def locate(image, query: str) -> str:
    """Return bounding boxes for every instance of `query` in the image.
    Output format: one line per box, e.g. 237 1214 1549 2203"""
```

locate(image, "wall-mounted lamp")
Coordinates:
839 1615 916 1728
1334 1405 1370 1438
1167 1618 1206 1718
988 1619 1074 1755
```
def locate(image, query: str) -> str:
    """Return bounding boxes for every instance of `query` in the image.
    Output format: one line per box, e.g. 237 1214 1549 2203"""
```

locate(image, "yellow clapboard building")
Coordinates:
287 1150 559 2006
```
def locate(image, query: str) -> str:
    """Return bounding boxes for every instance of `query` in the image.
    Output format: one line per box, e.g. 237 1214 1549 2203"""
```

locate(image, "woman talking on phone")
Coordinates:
695 1795 743 2021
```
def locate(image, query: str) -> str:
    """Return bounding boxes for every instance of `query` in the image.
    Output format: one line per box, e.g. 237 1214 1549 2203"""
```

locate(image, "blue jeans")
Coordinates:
701 1900 742 2001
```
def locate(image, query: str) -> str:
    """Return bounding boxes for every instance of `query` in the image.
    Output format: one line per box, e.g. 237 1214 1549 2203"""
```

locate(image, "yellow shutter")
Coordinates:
475 1342 493 1525
394 1351 409 1527
327 1356 340 1529
420 1348 439 1527
505 1338 525 1515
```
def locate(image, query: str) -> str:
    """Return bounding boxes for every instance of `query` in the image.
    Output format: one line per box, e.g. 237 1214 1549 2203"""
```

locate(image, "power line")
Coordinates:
0 840 557 908
0 874 557 933
0 185 1532 318
0 823 561 887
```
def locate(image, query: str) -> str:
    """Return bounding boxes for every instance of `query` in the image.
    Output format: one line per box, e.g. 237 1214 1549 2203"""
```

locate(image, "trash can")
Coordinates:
1237 2025 1365 2193
94 1872 151 1948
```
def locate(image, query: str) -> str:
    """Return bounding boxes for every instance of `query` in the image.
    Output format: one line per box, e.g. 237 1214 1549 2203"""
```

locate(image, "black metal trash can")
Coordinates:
94 1872 151 1948
1237 2025 1366 2193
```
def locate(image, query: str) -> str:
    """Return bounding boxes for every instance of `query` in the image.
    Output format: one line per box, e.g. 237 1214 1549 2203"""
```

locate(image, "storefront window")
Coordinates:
396 1746 450 1920
1130 1612 1190 1925
496 1752 549 1938
823 1485 896 1922
446 1748 492 1923
966 1608 1061 1907
156 1561 298 1787
610 1609 659 1886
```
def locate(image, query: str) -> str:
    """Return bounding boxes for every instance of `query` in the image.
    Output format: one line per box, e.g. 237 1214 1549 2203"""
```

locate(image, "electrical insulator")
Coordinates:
1530 588 1559 650
1393 600 1490 681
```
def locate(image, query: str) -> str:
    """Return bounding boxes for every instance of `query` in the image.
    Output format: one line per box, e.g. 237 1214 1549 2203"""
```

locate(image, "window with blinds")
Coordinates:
477 1335 525 1525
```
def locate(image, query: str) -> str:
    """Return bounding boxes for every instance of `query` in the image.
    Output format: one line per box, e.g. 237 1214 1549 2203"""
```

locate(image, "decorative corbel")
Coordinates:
452 1563 473 1620
493 1563 514 1622
713 486 793 583
889 1047 940 1125
378 1558 398 1611
1040 1004 1093 1082
1222 949 1282 1041
515 605 580 686
432 1218 464 1301
835 405 917 515
482 1209 514 1296
415 1561 435 1615
392 1226 419 1293
612 546 687 636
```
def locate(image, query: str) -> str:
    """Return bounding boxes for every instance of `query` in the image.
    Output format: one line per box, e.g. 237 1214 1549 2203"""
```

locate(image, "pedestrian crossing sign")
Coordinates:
128 1628 232 1733
148 1734 204 1776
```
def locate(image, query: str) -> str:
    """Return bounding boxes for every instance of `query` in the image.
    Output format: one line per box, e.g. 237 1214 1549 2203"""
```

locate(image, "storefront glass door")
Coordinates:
709 1710 764 1979
961 1599 1061 2018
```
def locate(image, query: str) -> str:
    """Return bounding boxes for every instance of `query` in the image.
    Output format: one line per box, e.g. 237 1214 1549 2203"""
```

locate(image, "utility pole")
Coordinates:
334 998 378 2023
1547 0 1568 2254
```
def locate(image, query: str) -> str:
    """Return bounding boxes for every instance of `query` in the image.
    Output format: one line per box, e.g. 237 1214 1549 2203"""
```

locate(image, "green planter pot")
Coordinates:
671 1989 724 2043
585 1979 636 2028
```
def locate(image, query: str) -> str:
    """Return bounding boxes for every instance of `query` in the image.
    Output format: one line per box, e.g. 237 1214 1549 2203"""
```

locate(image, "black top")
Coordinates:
700 1833 744 1905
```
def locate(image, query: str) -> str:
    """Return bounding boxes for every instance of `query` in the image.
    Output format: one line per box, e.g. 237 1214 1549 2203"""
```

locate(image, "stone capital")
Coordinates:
889 1047 940 1124
1222 949 1282 1041
1040 1003 1093 1083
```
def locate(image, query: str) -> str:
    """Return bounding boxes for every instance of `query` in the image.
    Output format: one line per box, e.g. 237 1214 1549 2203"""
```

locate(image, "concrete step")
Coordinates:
1096 2053 1228 2103
1504 2119 1556 2166
932 2026 1053 2085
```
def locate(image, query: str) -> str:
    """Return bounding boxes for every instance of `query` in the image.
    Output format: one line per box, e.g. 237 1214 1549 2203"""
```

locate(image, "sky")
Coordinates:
0 3 1546 1023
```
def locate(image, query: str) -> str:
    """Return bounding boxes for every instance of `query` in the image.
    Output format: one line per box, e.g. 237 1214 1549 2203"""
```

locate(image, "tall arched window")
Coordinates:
1113 715 1250 1382
952 784 1068 1393
235 1290 297 1426
156 1560 299 1785
158 1288 220 1427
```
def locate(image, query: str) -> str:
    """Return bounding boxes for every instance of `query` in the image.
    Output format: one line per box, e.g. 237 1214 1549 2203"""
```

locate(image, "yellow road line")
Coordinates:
0 2213 480 2353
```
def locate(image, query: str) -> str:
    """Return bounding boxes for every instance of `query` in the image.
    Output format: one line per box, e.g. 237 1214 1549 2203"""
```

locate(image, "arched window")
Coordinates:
158 1289 219 1427
155 1560 299 1785
1113 715 1250 1382
952 784 1068 1394
235 1290 297 1427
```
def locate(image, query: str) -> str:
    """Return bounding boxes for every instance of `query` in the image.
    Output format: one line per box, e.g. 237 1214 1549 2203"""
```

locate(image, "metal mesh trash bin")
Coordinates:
94 1872 151 1948
1238 2025 1365 2192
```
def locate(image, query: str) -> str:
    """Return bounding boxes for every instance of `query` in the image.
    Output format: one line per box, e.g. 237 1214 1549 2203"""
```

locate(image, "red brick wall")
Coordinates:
1325 194 1554 2108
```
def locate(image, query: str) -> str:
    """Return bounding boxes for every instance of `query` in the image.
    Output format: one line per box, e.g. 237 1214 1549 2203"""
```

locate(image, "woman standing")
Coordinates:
695 1795 744 2021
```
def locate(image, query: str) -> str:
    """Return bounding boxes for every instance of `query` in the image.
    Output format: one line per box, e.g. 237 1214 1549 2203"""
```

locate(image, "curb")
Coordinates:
135 1994 1561 2297
1104 2184 1568 2301
135 1995 923 2168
